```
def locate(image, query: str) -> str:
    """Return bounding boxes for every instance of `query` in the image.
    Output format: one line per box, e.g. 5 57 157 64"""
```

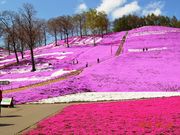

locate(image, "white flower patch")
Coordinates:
35 92 180 104
148 47 167 51
0 77 45 82
51 69 76 78
34 52 73 58
69 37 78 44
88 37 101 44
95 37 102 43
0 63 54 74
1 69 76 82
129 30 179 38
59 52 73 55
84 37 93 43
0 64 4 67
0 58 15 64
78 38 87 45
56 56 66 60
128 47 167 52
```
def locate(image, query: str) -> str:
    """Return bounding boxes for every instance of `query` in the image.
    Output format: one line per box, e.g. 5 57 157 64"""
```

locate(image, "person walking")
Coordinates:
86 62 88 67
97 58 100 63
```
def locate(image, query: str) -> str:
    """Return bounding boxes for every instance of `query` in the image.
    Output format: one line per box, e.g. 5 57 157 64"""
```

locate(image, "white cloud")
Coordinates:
95 0 165 20
0 0 6 4
76 2 88 13
142 1 165 16
97 0 127 14
112 1 141 19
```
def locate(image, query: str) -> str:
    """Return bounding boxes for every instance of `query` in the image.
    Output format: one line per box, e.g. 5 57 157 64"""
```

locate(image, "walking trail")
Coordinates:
0 103 71 135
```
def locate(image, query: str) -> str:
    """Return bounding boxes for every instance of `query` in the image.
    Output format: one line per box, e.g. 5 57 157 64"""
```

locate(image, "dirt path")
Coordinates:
0 104 71 135
3 69 82 94
115 31 128 56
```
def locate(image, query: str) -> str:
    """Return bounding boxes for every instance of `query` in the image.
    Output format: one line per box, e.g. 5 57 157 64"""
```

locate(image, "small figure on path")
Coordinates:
86 62 88 67
146 48 148 51
97 58 100 63
75 59 78 64
143 48 145 52
72 59 74 65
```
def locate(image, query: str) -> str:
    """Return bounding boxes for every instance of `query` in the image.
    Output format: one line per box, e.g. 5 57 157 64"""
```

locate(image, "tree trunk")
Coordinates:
20 51 24 59
30 47 36 72
76 27 79 36
54 31 57 46
44 29 47 45
93 34 96 46
13 41 19 63
80 21 82 38
39 38 41 46
64 33 66 43
66 33 69 48
101 30 104 38
7 41 10 55
71 30 74 37
60 33 63 40
20 40 24 59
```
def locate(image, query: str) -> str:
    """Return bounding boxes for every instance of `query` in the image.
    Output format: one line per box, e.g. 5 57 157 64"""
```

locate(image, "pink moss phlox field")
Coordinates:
25 97 180 134
3 76 92 104
79 26 180 92
0 32 124 91
1 26 180 102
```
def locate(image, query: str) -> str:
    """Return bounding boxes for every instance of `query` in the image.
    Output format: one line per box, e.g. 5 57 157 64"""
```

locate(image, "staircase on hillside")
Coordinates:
115 31 128 56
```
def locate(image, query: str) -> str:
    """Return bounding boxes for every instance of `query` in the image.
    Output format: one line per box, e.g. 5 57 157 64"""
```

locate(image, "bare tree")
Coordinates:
41 20 48 46
4 35 11 55
19 3 39 71
14 18 27 59
0 11 19 63
57 16 73 47
74 13 84 38
48 18 58 46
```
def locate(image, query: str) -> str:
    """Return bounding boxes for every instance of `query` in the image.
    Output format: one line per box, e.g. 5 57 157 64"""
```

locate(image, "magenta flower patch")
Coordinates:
25 96 180 134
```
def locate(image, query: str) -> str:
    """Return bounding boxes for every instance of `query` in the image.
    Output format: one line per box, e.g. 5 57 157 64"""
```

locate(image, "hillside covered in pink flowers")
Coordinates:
1 26 180 104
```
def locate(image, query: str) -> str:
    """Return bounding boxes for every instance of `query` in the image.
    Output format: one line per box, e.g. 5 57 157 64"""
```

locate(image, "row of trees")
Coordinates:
0 4 109 72
113 14 180 32
48 9 109 47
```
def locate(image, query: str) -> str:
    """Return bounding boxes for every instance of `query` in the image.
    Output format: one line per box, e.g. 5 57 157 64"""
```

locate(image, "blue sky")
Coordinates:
0 0 180 20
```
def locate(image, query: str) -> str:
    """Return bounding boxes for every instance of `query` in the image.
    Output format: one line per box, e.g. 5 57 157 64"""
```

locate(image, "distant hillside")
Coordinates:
76 26 180 92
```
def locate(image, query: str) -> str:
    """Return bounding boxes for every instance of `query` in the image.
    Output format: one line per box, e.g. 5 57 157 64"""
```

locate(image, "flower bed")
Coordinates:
25 96 180 134
3 76 91 104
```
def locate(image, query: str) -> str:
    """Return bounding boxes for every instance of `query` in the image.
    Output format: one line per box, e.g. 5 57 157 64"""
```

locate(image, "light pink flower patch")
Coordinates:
25 96 180 134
